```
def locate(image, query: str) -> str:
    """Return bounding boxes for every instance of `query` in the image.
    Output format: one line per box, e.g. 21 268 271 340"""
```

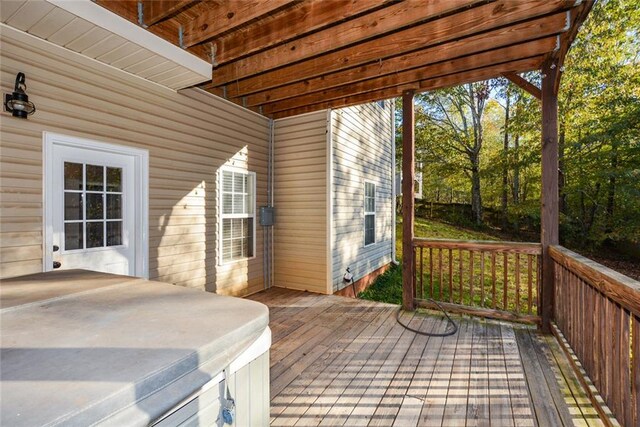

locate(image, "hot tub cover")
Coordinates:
0 270 269 426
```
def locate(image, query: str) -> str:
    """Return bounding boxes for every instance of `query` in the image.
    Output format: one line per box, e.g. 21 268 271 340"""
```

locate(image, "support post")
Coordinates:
541 62 559 333
402 90 416 311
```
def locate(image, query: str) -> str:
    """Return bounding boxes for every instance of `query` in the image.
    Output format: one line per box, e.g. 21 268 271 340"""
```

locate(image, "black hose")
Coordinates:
395 299 458 337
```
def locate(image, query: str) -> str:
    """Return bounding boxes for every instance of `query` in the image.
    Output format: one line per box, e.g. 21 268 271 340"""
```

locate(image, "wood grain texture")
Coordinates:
240 13 568 104
402 91 415 311
250 287 601 426
551 246 637 426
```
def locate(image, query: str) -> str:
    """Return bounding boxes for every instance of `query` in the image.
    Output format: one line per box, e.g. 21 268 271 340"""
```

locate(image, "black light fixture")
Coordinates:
4 72 36 118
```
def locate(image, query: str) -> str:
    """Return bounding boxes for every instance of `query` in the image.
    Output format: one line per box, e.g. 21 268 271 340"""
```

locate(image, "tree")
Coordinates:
414 82 492 225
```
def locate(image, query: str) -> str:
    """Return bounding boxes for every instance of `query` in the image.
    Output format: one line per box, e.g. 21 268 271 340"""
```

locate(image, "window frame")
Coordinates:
364 180 376 247
217 166 257 265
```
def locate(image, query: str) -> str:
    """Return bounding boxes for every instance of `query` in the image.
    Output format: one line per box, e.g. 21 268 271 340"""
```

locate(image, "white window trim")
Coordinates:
43 132 149 278
364 179 376 247
217 166 257 266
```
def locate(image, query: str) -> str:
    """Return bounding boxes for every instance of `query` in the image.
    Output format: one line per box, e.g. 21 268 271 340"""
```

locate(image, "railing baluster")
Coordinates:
491 252 496 309
632 315 639 427
480 251 485 308
439 248 443 301
419 247 424 299
469 251 474 306
429 247 433 298
410 239 543 325
459 249 463 305
515 253 520 314
527 254 533 314
448 248 453 303
503 253 508 311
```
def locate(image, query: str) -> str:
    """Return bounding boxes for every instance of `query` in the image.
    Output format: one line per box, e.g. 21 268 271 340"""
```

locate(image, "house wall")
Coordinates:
273 111 328 294
0 25 269 296
331 102 394 292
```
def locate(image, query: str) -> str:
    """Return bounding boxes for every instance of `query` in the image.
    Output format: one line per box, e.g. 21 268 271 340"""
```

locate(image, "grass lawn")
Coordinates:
359 216 500 305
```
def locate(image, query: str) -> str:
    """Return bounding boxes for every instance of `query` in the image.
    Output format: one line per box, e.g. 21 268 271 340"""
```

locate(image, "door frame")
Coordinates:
43 132 149 278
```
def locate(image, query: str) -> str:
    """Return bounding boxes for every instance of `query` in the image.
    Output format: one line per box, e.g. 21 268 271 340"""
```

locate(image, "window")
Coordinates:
63 162 123 251
219 168 255 264
364 181 376 246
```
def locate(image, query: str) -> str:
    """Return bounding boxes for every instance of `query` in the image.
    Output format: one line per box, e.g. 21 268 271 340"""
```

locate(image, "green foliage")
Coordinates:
358 263 403 305
397 0 640 251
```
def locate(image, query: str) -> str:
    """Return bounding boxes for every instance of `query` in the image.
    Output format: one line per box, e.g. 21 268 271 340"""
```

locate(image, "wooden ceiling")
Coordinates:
96 0 592 119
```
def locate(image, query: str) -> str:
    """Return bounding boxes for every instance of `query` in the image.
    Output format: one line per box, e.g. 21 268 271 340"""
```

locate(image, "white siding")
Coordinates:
331 102 394 292
273 111 328 294
0 26 269 296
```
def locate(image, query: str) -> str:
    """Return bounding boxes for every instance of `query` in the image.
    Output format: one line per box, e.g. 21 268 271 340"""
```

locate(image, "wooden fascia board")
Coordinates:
271 56 544 119
263 38 556 114
242 12 568 106
210 0 572 88
502 72 542 100
182 0 298 48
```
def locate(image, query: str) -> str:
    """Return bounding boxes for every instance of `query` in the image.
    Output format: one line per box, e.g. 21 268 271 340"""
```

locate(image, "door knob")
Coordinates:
53 245 59 252
53 261 62 269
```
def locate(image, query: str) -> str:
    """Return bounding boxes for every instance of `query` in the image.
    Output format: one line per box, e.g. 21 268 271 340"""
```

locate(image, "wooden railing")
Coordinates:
551 245 640 427
412 238 542 324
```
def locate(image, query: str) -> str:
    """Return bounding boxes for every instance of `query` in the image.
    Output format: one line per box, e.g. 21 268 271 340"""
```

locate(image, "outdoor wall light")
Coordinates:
4 72 36 118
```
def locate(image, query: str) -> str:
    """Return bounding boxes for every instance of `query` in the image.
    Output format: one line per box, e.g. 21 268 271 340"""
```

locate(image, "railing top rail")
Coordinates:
550 245 640 317
412 238 542 254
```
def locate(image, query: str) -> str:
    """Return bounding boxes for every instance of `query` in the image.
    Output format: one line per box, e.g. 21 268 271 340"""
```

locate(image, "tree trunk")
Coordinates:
512 134 520 204
470 158 483 225
501 94 510 225
605 142 618 233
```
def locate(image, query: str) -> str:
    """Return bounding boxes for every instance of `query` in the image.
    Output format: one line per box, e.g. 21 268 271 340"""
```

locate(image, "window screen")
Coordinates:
219 169 255 263
364 181 376 246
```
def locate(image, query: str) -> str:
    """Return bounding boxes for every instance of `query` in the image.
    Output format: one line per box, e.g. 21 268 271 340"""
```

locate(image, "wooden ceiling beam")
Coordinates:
243 12 568 106
502 72 542 100
271 56 544 119
262 37 556 114
213 0 393 66
212 0 480 82
210 0 572 92
142 1 198 27
182 0 299 48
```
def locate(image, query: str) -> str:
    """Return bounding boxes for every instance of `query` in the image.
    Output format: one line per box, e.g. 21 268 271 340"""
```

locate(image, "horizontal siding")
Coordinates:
273 111 328 294
0 26 269 297
331 102 394 291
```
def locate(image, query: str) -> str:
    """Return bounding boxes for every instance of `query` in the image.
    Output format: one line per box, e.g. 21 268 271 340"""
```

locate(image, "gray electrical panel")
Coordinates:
259 206 275 226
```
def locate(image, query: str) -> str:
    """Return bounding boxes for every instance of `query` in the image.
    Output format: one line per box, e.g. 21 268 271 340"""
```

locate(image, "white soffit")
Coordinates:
0 0 211 90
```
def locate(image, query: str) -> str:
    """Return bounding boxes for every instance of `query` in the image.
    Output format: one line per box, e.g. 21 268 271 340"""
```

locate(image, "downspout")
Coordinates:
391 101 399 265
264 118 274 290
270 118 275 289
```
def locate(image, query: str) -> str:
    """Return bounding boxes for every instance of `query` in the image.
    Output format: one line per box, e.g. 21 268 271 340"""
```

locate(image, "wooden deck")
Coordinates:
248 288 603 427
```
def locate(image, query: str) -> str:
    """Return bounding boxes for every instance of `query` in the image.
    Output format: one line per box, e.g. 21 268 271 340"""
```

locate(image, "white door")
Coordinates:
45 134 148 277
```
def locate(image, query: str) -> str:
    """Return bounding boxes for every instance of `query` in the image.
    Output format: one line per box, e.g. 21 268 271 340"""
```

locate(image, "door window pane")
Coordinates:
64 193 83 221
86 193 104 220
86 222 104 248
65 223 83 250
86 164 104 191
106 167 122 192
107 221 122 246
107 194 122 219
64 162 83 190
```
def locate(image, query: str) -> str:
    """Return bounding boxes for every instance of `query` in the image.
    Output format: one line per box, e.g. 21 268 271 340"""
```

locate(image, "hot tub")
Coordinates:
0 270 270 426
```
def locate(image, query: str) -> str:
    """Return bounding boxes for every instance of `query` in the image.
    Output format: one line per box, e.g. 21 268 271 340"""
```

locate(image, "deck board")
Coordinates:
248 288 602 427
